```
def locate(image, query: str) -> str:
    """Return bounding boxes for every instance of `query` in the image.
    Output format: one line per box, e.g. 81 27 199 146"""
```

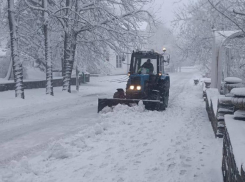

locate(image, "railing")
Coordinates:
204 77 245 182
222 127 244 182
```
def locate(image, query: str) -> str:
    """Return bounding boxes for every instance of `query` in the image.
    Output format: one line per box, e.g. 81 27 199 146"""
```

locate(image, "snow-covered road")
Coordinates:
0 75 129 165
0 68 223 182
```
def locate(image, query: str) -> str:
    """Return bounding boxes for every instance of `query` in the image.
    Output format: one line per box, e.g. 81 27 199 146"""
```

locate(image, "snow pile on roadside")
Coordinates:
101 101 145 114
45 143 71 160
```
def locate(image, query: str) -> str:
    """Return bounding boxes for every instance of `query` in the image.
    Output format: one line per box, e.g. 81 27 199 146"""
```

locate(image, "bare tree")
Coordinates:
42 0 53 95
173 0 235 73
7 0 25 99
50 0 154 92
24 0 54 95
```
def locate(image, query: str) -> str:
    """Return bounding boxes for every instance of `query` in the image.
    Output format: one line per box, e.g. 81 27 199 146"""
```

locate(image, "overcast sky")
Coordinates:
147 0 194 27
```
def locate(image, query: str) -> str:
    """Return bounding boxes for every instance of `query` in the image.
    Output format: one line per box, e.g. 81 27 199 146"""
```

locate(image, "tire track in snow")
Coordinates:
0 75 128 166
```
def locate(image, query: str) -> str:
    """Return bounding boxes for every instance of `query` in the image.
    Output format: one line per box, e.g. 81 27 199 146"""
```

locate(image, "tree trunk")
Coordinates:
62 30 77 93
42 0 53 95
62 0 78 93
7 0 24 99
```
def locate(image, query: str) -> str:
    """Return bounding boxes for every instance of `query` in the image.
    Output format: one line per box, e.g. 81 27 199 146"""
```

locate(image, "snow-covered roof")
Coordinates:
215 30 243 43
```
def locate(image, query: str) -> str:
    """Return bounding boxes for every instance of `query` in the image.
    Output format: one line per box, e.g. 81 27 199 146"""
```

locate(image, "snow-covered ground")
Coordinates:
0 68 223 182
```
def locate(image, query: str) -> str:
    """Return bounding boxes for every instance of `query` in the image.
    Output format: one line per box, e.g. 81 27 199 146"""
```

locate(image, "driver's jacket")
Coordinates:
141 62 154 73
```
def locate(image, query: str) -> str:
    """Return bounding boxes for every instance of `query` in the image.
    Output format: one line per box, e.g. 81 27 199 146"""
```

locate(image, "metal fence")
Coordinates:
222 127 245 182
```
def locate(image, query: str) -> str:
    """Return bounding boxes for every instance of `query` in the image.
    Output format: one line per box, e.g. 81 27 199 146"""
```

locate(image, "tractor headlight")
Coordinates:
130 85 135 90
136 86 141 90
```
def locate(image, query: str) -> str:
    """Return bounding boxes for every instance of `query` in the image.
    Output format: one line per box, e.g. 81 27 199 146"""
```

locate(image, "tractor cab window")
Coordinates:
130 57 157 74
139 58 156 74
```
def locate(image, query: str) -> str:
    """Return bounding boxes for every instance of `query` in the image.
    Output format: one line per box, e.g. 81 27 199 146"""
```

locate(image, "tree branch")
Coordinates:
207 0 245 34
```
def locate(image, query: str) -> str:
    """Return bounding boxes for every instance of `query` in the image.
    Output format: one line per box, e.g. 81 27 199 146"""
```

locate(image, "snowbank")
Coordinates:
231 88 245 97
206 88 220 115
202 78 211 83
225 115 245 169
234 110 245 120
224 77 242 84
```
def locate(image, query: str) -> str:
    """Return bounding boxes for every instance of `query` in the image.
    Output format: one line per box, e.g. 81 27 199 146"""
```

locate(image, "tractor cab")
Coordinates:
128 50 166 76
126 50 169 100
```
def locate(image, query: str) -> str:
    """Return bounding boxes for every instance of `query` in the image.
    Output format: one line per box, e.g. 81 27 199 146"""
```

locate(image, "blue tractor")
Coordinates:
98 50 170 112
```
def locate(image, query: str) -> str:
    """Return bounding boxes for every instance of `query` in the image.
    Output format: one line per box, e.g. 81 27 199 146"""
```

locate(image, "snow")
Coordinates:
0 49 7 56
201 78 211 92
234 110 245 120
202 78 211 83
225 115 245 169
230 88 245 97
206 88 220 115
0 68 223 182
217 108 234 114
224 77 242 83
0 75 129 164
26 67 45 80
218 95 229 104
224 77 242 84
212 97 219 116
0 78 13 83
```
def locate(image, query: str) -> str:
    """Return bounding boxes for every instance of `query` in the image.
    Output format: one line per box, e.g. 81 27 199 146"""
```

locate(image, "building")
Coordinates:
106 22 149 75
107 49 131 75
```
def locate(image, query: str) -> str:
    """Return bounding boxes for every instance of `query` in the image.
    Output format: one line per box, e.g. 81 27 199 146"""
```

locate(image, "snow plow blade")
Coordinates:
98 98 161 113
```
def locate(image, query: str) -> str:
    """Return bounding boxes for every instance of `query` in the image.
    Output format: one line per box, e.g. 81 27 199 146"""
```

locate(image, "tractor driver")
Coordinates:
141 59 154 74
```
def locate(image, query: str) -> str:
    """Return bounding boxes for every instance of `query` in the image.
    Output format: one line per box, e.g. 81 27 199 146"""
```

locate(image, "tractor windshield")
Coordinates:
140 59 157 74
131 58 157 74
130 51 165 75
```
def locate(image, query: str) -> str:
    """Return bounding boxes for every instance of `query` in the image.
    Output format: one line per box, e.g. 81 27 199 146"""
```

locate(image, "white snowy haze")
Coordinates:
3 0 244 181
147 0 195 27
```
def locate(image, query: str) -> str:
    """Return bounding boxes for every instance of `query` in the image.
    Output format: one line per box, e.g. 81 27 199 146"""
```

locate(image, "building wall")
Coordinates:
108 49 131 75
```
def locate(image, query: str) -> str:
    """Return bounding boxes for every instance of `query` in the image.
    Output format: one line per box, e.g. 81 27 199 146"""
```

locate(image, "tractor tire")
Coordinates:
147 91 161 111
158 80 169 110
159 102 165 111
159 90 168 111
163 90 169 108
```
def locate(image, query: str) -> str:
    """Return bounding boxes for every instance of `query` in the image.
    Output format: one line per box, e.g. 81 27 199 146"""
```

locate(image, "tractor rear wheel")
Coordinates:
147 91 162 111
159 102 165 111
163 90 169 108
